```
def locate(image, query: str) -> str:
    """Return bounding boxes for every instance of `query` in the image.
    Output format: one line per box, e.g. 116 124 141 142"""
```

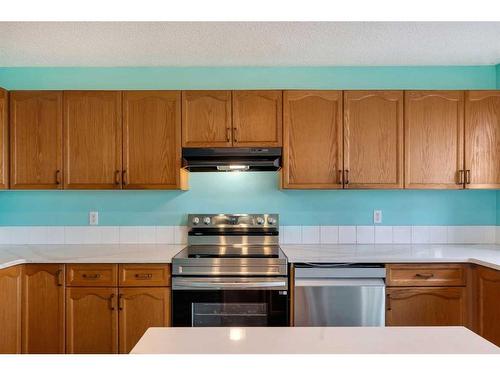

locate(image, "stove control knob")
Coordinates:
256 217 264 225
203 216 211 225
267 217 276 225
192 217 200 225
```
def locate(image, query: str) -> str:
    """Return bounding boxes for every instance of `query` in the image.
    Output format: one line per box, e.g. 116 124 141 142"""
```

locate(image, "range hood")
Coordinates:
182 147 281 172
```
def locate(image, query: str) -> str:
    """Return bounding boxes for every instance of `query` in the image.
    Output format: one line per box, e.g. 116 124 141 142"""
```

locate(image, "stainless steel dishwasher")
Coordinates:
294 263 386 327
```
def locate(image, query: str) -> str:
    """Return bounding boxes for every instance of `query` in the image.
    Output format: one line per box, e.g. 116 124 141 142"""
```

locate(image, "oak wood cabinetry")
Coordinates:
22 264 65 353
472 265 500 346
63 91 122 189
232 90 282 147
0 88 8 189
465 91 500 189
404 91 465 189
123 91 186 189
343 91 403 189
282 90 343 189
9 91 63 189
0 266 22 353
182 90 232 147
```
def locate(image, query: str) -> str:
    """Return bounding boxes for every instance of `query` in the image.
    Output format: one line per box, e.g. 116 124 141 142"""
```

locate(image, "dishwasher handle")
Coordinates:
295 278 385 287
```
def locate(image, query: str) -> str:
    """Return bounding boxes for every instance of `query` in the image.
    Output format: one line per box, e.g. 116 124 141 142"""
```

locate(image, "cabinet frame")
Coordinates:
0 88 8 189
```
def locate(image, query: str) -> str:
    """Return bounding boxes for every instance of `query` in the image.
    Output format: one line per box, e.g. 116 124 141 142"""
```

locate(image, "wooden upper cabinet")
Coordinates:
465 91 500 189
282 91 343 189
63 91 122 189
123 91 185 189
0 266 22 354
66 287 118 354
22 264 65 354
182 90 232 147
0 88 8 189
405 91 464 189
344 91 403 189
9 91 63 189
232 90 282 147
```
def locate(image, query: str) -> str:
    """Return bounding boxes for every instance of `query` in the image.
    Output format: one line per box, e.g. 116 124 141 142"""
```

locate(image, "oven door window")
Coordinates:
192 302 267 327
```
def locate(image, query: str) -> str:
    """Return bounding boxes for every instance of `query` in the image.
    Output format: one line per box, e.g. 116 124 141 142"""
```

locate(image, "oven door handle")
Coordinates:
173 278 288 290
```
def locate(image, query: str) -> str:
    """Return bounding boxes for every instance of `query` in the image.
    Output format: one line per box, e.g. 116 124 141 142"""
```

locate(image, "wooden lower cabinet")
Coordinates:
473 266 500 346
22 264 65 353
118 287 170 353
386 287 467 326
0 266 22 353
66 287 119 354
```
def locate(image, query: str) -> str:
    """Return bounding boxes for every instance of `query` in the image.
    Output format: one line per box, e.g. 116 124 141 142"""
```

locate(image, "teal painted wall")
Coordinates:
0 66 498 226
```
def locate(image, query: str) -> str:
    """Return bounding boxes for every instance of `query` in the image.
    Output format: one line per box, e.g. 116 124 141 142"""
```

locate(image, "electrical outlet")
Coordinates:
373 210 382 224
89 211 99 226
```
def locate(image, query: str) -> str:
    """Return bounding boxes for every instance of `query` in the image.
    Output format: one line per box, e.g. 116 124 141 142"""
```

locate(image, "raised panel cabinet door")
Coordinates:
386 287 467 326
118 287 170 353
10 91 63 189
0 88 8 189
232 90 282 147
22 264 65 353
63 91 122 189
405 91 465 189
282 90 343 189
66 287 118 354
0 266 22 354
344 91 403 189
182 90 232 147
123 91 184 189
474 266 500 346
465 91 500 189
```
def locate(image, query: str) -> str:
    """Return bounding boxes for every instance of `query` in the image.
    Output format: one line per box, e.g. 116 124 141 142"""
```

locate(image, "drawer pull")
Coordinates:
82 273 101 279
415 273 434 279
134 273 153 280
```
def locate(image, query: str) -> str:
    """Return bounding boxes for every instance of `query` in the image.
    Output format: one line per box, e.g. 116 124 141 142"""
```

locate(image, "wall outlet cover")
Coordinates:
89 211 99 226
373 210 382 224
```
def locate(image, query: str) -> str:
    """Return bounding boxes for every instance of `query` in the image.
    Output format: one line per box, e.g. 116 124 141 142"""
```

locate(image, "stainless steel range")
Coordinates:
172 214 289 327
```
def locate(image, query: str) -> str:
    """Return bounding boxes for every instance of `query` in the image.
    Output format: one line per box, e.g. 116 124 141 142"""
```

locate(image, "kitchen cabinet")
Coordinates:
66 287 119 354
118 287 170 353
282 90 343 189
182 90 232 147
465 91 500 189
0 265 22 354
0 88 8 189
472 265 500 346
343 91 403 189
63 91 122 189
232 90 282 147
404 91 464 189
22 264 65 353
9 91 63 189
123 91 186 189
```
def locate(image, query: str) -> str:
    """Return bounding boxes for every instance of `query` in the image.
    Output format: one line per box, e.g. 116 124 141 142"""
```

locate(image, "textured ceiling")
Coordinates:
0 22 499 66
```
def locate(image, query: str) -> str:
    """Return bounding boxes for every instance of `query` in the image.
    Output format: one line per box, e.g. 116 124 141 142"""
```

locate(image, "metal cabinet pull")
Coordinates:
338 170 343 184
109 294 116 310
415 273 434 279
225 127 231 142
344 170 350 185
233 127 238 143
118 294 124 311
457 170 464 185
82 273 101 279
56 269 64 286
134 273 153 280
55 170 61 185
122 170 127 186
465 170 471 185
386 294 391 311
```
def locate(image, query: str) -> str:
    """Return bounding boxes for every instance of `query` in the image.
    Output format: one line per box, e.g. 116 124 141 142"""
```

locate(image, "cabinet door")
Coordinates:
282 90 343 189
0 266 22 354
0 88 8 189
118 287 170 354
182 90 232 147
465 91 500 189
386 287 467 326
66 287 118 354
344 91 403 189
22 264 65 353
405 91 464 189
474 266 500 346
63 91 122 189
10 91 63 189
232 90 282 147
123 91 185 189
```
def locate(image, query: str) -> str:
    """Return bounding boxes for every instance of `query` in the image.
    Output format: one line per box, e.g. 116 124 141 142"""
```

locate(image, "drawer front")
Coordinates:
119 264 171 287
386 264 466 287
66 264 118 287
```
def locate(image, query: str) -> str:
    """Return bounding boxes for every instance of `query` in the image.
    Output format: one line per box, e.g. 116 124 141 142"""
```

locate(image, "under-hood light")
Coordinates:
216 165 250 172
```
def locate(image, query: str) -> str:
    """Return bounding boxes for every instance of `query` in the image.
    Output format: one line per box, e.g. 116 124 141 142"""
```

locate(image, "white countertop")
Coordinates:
1 243 500 270
130 326 500 354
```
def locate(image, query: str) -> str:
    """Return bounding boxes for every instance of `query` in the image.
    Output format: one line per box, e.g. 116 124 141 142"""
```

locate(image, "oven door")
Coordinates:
172 277 289 327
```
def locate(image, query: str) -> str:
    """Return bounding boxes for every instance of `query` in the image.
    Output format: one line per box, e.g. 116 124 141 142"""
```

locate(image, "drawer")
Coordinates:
119 264 171 287
66 264 118 287
386 264 466 287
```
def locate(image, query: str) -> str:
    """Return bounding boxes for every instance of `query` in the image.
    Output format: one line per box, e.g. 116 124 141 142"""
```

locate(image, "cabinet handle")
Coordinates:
225 127 231 142
415 273 434 279
233 127 238 143
109 294 116 311
344 170 350 185
55 170 61 185
338 170 343 184
118 294 124 311
465 170 471 185
56 269 64 286
115 170 121 185
457 170 464 185
134 273 153 280
82 273 101 279
122 170 127 186
386 294 391 311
